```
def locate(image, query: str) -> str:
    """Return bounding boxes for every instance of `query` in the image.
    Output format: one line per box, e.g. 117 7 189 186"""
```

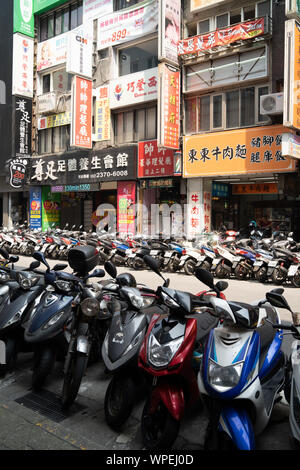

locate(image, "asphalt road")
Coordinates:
0 255 297 452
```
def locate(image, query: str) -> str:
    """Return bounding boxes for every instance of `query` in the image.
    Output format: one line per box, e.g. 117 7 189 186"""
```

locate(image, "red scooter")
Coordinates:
138 256 227 450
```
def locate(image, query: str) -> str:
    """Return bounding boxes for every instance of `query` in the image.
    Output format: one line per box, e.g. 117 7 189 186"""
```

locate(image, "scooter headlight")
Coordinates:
208 360 243 392
17 272 39 290
127 291 145 309
0 271 9 282
147 333 184 369
54 280 72 293
81 298 100 318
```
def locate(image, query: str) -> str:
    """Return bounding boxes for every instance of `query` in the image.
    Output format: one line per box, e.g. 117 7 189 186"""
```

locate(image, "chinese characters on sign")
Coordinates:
95 86 110 141
138 140 174 177
29 187 42 229
183 126 296 177
203 192 211 232
38 112 71 130
232 183 278 195
109 68 158 108
15 96 32 158
30 147 137 184
188 189 202 237
97 0 158 50
37 33 68 72
72 76 92 149
14 0 34 37
178 18 265 57
158 63 180 149
12 33 34 97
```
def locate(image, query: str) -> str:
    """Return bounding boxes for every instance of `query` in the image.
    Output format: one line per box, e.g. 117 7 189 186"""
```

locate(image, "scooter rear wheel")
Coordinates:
141 397 180 450
104 375 135 430
184 259 196 276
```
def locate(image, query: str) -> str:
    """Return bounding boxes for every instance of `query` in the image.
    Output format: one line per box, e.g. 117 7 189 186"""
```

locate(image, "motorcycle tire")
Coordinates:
32 347 55 391
254 266 268 283
61 352 88 410
141 397 180 450
104 375 136 431
26 245 35 256
184 259 196 276
132 257 144 270
0 338 17 377
215 263 229 279
199 260 211 272
292 271 300 288
272 267 287 285
234 264 248 280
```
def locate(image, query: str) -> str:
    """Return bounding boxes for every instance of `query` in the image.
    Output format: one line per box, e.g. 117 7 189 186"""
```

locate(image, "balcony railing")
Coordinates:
179 16 272 59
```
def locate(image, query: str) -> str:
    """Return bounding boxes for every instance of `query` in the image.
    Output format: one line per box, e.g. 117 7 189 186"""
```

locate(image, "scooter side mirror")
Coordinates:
163 278 170 287
143 255 161 276
215 281 228 292
266 292 292 311
194 267 215 290
84 268 105 281
104 260 117 279
29 261 40 270
53 263 68 271
9 255 19 264
33 251 51 271
0 248 9 260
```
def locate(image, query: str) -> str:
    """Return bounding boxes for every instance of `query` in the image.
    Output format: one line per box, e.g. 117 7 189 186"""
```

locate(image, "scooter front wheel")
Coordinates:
184 259 196 276
141 398 180 450
61 352 88 409
104 375 135 430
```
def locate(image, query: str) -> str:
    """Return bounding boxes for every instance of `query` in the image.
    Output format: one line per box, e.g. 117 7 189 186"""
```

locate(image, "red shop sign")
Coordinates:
138 140 174 178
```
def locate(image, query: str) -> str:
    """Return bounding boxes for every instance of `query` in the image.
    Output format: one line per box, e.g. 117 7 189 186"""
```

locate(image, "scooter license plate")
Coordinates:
268 261 277 267
164 252 172 257
212 258 219 265
179 255 188 266
60 246 65 250
288 265 298 276
254 261 263 266
232 262 239 269
150 250 158 255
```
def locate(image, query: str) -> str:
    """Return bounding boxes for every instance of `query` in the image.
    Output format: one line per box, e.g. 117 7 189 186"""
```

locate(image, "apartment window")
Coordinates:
118 39 158 76
40 68 72 94
38 1 83 42
114 106 157 144
42 74 51 93
243 6 256 21
257 0 270 17
230 9 241 25
114 0 142 11
216 13 228 29
38 125 70 154
184 85 270 134
198 19 210 34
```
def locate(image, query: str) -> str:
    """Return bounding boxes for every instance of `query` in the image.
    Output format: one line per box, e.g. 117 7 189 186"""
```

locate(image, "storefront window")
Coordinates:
118 39 158 76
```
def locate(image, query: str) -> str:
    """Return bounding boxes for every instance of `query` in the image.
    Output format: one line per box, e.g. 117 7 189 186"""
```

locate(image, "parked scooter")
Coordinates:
197 269 286 450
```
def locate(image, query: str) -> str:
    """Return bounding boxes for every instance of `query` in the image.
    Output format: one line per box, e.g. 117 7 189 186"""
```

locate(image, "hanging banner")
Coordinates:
30 187 42 229
71 76 93 149
14 96 32 158
110 67 158 109
284 19 300 130
159 0 180 66
157 63 180 149
14 0 34 37
117 181 136 235
183 125 296 177
42 186 61 231
138 140 174 177
95 86 110 141
12 33 34 97
83 0 113 22
38 111 71 130
97 0 158 50
178 17 265 57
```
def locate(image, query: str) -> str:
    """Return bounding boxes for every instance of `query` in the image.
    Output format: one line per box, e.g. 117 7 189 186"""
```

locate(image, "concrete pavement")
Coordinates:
0 255 297 451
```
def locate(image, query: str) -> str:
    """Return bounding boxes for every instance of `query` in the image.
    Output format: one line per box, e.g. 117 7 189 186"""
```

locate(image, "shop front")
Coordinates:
183 125 298 235
137 139 182 237
29 145 137 233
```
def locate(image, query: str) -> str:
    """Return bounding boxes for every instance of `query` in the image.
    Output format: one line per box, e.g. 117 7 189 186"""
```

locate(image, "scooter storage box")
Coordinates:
68 245 99 274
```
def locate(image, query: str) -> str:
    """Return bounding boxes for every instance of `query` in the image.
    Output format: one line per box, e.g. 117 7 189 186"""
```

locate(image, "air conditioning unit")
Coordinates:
260 93 283 115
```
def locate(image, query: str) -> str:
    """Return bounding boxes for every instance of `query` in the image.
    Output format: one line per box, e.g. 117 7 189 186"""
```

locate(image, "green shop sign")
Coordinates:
42 186 61 231
14 0 34 38
33 0 69 14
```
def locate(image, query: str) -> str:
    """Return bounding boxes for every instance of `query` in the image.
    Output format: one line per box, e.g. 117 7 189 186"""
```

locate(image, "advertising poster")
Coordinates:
110 68 158 109
95 86 110 141
37 33 68 72
71 76 92 149
97 0 158 50
42 186 60 231
14 0 34 37
30 186 42 229
183 125 296 177
159 0 180 66
157 63 180 149
66 29 93 79
12 33 34 97
117 181 136 235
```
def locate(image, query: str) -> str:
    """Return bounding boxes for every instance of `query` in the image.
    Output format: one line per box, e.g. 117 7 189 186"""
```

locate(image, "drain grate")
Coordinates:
15 389 86 423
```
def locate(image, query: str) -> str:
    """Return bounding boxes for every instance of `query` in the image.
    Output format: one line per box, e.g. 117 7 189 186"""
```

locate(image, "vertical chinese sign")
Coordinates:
30 187 42 230
71 76 92 148
284 19 300 129
14 96 32 159
187 179 203 238
95 86 110 141
14 0 34 37
42 186 61 231
203 191 211 232
158 63 180 149
117 181 136 236
12 33 34 98
158 0 181 66
138 140 174 177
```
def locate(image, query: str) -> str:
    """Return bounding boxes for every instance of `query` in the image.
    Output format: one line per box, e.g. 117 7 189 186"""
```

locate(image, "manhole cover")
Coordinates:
15 389 86 423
